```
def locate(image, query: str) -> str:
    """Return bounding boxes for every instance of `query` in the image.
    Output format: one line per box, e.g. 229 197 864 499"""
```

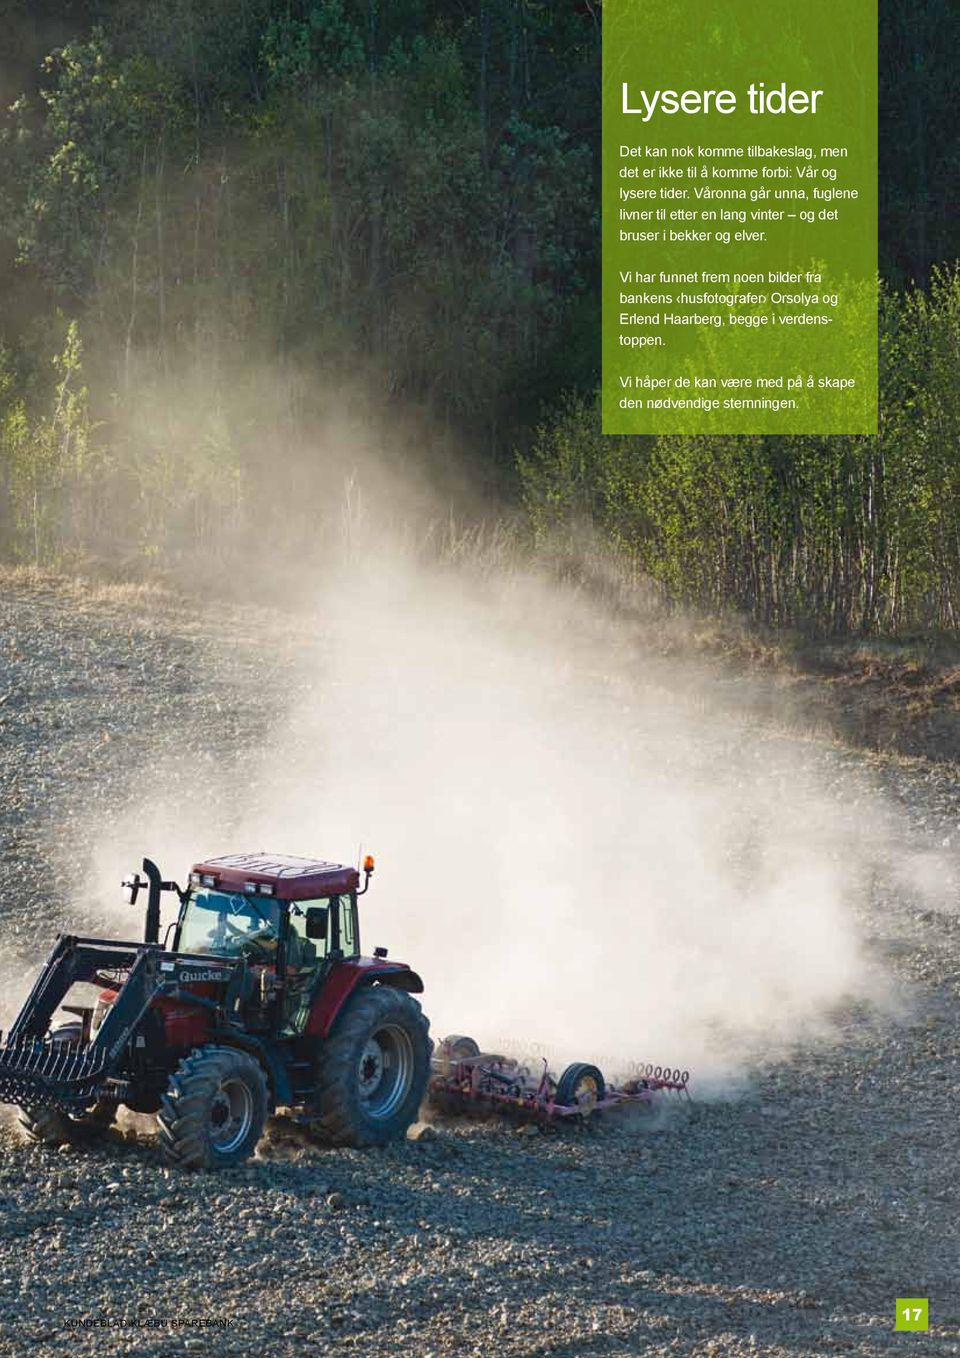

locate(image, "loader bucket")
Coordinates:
0 1035 108 1112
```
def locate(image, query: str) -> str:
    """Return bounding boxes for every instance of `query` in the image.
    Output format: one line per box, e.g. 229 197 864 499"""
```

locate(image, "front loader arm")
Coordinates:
86 949 165 1063
7 936 144 1044
0 939 215 1113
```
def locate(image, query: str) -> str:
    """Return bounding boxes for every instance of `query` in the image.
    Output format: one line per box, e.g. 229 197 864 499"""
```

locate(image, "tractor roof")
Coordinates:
191 853 360 901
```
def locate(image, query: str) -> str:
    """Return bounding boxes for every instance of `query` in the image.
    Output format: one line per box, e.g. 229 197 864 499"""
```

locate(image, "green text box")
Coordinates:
602 0 878 434
896 1298 929 1332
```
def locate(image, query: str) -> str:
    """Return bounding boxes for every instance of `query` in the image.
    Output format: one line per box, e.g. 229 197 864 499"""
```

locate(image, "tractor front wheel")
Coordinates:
310 986 431 1147
18 1101 116 1146
157 1045 267 1170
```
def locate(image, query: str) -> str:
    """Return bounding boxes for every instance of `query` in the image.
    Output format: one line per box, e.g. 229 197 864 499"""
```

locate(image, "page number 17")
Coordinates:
896 1298 929 1332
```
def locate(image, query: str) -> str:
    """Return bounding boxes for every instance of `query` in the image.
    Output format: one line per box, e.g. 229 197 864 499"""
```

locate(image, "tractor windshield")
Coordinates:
178 890 281 959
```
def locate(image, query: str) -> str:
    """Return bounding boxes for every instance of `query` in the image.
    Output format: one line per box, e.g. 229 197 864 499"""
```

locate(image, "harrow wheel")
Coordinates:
17 1021 116 1147
555 1062 605 1116
158 1045 268 1170
440 1035 480 1058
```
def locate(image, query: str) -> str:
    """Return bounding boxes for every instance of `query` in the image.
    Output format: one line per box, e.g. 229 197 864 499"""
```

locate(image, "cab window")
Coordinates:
286 893 358 970
286 899 327 972
337 894 358 953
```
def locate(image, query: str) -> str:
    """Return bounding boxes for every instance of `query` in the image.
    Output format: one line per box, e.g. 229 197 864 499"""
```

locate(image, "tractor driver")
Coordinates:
208 895 280 959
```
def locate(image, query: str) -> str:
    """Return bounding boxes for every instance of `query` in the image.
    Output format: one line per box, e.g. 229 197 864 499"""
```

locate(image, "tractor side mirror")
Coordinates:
305 906 328 940
122 874 144 906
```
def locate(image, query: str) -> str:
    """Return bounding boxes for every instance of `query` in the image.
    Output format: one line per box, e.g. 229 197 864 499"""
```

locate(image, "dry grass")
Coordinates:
0 562 173 606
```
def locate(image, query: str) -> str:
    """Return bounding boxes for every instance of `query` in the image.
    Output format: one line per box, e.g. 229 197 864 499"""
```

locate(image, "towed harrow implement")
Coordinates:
429 1034 690 1123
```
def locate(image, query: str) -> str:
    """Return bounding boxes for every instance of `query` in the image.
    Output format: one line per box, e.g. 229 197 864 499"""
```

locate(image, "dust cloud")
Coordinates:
78 440 906 1085
247 557 889 1079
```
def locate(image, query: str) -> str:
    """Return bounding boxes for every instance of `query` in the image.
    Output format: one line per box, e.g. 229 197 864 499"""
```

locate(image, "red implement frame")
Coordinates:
429 1041 690 1122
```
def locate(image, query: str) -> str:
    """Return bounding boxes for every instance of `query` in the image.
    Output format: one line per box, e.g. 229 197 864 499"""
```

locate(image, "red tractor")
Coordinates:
0 853 431 1168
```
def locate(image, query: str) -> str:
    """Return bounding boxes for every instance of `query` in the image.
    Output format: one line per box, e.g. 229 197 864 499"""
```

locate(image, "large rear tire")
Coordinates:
310 987 431 1147
157 1045 267 1170
17 1021 117 1146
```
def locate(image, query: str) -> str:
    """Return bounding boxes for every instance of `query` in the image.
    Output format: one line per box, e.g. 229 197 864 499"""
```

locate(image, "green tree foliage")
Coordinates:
0 5 601 564
0 12 596 407
3 32 182 296
0 320 97 562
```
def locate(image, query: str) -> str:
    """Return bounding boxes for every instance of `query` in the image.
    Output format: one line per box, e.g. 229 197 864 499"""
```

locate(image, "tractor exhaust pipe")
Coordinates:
142 858 163 944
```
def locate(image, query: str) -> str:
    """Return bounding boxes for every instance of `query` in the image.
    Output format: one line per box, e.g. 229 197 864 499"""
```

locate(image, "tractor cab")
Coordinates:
178 857 363 961
177 854 369 1029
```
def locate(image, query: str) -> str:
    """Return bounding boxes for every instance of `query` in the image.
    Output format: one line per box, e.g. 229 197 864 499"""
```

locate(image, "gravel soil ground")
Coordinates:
0 575 957 1358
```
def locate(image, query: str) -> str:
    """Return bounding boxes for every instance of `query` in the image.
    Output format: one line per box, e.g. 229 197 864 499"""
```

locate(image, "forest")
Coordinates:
1 0 959 634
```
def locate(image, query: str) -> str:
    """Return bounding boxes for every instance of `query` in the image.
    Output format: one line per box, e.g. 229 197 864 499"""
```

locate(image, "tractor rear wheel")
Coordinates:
310 986 431 1147
157 1045 267 1170
17 1021 117 1146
